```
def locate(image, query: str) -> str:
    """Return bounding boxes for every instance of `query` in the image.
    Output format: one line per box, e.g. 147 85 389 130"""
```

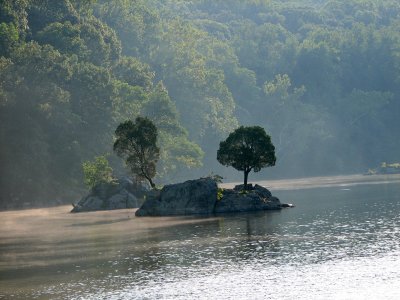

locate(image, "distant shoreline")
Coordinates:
220 174 400 191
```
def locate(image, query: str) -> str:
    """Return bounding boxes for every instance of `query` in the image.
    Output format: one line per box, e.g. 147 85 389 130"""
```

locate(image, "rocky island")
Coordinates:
130 124 285 216
71 177 148 213
72 124 290 215
71 177 291 215
135 177 284 216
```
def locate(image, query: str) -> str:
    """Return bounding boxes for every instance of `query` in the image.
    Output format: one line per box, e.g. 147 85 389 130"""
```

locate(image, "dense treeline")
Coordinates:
1 0 399 208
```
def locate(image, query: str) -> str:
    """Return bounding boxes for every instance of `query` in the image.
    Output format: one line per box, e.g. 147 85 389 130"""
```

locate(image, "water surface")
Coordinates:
1 175 400 299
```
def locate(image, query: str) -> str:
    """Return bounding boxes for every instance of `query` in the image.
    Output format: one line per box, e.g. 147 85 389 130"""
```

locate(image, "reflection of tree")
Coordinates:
214 212 284 261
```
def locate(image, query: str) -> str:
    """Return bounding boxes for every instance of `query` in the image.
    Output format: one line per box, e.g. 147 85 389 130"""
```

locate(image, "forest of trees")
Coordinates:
1 0 400 208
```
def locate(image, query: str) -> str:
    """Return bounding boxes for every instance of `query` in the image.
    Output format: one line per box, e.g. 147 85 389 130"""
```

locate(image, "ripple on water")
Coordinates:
72 251 400 300
2 183 400 299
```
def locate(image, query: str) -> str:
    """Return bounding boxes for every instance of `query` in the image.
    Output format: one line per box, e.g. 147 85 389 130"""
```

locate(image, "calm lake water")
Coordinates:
1 175 400 299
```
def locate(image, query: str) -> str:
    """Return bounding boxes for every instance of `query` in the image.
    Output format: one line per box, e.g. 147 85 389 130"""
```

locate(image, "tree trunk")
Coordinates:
147 177 156 189
244 170 249 190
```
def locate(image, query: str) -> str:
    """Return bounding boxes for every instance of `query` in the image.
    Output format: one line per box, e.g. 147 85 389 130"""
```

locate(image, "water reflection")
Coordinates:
1 183 400 299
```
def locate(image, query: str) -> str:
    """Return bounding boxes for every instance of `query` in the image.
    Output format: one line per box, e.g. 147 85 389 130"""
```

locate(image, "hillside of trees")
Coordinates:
1 0 399 208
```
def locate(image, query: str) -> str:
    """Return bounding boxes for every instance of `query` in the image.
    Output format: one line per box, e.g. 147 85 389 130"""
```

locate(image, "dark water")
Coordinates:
1 179 400 299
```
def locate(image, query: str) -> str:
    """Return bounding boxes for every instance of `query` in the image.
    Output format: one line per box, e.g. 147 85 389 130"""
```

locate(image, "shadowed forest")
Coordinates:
1 0 400 208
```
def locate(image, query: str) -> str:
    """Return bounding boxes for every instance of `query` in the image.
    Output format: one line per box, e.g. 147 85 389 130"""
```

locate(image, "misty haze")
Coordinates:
1 0 400 299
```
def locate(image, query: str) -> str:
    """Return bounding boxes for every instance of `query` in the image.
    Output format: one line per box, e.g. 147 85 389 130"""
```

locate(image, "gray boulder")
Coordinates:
233 184 253 191
135 178 217 216
108 190 138 210
253 184 272 198
71 178 146 213
135 179 283 216
76 196 104 211
215 184 281 213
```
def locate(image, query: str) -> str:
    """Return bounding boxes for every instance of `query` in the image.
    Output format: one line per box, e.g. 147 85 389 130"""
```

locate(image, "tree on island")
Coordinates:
114 116 160 189
82 155 114 189
217 126 276 189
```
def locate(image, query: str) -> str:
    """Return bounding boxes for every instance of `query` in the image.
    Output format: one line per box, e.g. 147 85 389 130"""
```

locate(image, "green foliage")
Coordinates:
0 0 29 35
381 162 400 169
35 21 87 57
82 155 114 189
217 126 276 188
217 187 224 201
27 0 80 34
34 16 121 66
149 18 238 144
113 117 160 188
141 82 204 181
113 56 154 90
3 0 400 208
94 0 160 57
0 22 19 56
142 82 184 135
207 173 224 184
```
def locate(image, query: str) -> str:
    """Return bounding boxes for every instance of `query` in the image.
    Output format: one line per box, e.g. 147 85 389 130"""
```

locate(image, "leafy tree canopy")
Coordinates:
217 126 276 188
113 117 160 188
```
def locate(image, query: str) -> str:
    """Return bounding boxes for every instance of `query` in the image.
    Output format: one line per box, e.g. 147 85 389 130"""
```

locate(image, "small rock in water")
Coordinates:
281 203 295 208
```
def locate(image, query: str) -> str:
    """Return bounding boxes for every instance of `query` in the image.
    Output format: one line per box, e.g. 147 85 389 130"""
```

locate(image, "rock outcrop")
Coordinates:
135 178 217 216
135 179 283 217
215 184 281 213
71 177 148 213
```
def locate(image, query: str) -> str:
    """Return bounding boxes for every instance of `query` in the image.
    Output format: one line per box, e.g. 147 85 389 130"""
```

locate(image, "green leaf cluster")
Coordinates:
82 155 114 189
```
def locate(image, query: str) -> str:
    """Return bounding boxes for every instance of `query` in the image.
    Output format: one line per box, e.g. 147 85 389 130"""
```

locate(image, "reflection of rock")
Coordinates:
136 179 284 217
135 178 217 216
71 177 148 213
